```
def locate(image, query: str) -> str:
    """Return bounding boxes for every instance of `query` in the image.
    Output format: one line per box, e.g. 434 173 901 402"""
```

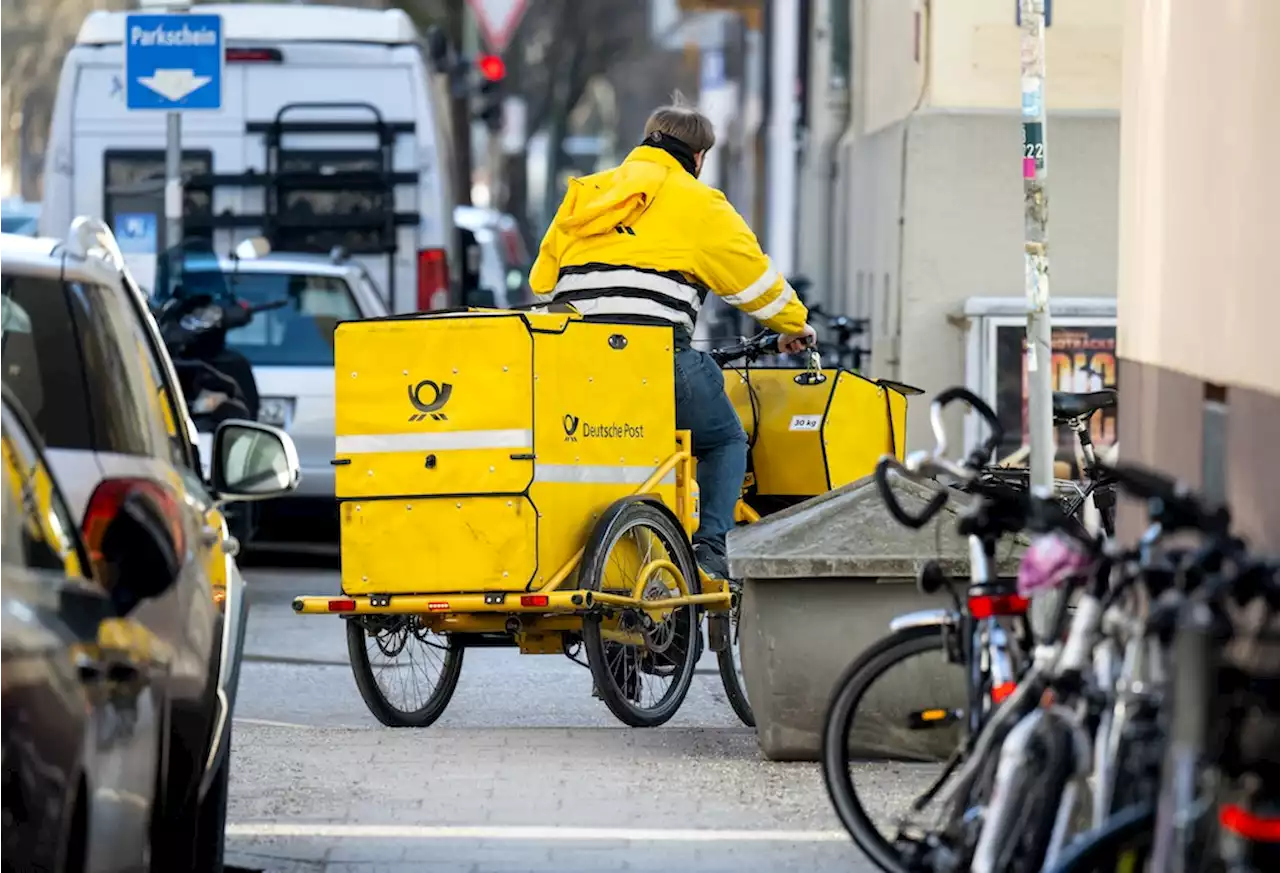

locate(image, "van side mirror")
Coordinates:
211 420 301 501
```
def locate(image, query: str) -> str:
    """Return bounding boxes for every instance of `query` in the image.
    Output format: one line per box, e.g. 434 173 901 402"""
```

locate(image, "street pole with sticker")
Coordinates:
1018 0 1055 633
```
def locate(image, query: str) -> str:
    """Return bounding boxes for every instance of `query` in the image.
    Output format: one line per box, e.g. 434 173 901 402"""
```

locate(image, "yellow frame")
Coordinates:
293 430 739 620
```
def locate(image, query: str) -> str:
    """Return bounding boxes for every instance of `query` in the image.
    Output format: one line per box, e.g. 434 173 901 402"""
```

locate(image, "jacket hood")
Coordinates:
554 147 681 238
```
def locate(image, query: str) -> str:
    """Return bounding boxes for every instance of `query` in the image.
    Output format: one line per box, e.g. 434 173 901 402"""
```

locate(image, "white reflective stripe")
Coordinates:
553 269 702 308
749 280 795 322
535 464 677 485
566 296 695 333
720 260 779 307
335 429 532 454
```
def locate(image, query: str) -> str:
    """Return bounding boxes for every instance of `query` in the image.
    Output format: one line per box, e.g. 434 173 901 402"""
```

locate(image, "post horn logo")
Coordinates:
408 380 453 422
563 414 579 441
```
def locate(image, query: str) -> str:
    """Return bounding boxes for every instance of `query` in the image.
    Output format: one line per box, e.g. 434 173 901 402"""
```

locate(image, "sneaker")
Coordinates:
694 542 731 581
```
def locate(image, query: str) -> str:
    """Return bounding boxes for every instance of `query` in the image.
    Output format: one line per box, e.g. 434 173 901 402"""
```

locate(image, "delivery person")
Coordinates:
529 95 815 581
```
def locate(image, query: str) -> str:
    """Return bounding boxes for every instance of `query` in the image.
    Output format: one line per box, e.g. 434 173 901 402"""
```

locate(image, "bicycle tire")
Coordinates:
1040 803 1155 873
822 625 954 873
716 588 753 726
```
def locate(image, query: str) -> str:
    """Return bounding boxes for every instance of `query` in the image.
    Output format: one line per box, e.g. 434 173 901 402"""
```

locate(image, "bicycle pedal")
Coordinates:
906 708 962 730
707 613 730 653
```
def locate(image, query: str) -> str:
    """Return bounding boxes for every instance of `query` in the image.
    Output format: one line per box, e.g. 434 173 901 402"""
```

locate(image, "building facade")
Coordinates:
806 0 1123 452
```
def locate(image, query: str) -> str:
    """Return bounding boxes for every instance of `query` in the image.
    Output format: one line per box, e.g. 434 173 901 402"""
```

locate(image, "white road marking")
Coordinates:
225 823 849 843
232 717 316 730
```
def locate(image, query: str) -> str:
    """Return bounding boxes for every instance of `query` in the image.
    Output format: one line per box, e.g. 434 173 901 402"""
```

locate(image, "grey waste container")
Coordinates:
727 473 1026 762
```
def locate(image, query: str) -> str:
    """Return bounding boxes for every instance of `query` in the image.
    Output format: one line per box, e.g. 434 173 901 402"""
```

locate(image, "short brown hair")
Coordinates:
643 91 716 152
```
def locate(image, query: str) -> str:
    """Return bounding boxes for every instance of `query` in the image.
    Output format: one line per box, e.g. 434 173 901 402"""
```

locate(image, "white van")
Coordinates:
41 3 459 313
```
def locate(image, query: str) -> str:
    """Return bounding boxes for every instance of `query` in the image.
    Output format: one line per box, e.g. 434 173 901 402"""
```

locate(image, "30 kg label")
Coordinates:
789 414 822 432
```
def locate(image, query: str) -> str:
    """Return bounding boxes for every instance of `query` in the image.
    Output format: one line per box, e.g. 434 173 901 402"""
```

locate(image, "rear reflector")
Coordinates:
226 48 283 63
1220 804 1280 842
991 682 1017 704
328 599 357 613
417 248 450 311
520 595 550 608
968 593 1030 619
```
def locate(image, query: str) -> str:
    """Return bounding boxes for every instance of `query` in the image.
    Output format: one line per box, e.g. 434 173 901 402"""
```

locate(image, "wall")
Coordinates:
1116 0 1280 545
928 0 1123 111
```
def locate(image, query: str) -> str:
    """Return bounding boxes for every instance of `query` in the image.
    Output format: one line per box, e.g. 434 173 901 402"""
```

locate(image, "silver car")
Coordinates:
174 249 388 528
1 218 300 870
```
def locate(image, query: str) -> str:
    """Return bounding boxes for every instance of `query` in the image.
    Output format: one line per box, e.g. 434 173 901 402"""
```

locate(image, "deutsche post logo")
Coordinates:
408 380 453 422
563 414 579 441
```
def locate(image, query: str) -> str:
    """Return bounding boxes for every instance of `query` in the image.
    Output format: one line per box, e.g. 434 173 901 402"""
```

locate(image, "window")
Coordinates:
65 281 171 459
104 150 214 250
121 295 192 470
1 275 95 451
181 269 359 367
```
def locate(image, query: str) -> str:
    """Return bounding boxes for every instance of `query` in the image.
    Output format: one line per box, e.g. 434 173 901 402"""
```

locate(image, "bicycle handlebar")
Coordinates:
873 386 1009 528
708 331 780 367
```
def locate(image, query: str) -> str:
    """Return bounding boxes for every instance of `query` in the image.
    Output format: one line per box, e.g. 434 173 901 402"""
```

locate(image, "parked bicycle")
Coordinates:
820 384 1279 873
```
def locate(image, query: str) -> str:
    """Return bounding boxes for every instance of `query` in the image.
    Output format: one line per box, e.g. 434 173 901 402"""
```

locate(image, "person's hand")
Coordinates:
777 324 817 355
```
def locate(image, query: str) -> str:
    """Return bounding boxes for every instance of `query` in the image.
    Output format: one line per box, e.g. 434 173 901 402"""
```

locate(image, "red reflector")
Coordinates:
1220 804 1280 842
226 48 283 63
417 248 450 311
968 593 1030 619
992 682 1017 704
428 601 450 611
520 595 549 608
328 599 356 612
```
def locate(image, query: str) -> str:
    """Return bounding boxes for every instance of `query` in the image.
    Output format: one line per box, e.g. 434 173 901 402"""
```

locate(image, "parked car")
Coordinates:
44 3 461 313
0 218 301 871
163 245 387 541
454 205 533 308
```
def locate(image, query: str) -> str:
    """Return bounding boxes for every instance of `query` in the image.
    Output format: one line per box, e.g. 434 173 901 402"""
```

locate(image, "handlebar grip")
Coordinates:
1105 461 1179 503
874 458 949 530
933 387 1005 464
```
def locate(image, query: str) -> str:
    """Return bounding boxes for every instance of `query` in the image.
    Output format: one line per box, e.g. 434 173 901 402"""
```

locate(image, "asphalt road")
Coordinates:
225 564 936 873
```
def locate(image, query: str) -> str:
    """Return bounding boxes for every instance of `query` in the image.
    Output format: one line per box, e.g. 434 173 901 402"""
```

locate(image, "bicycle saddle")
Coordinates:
1052 389 1117 421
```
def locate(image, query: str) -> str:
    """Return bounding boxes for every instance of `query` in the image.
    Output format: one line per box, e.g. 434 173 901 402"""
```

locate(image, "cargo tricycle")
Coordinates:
293 308 915 728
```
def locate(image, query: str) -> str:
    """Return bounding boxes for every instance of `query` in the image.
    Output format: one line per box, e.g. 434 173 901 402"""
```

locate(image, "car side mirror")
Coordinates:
211 420 301 502
466 287 498 308
98 490 183 615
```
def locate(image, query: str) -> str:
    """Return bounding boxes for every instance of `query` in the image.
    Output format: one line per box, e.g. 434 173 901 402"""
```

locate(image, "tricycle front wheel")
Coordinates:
715 584 754 727
347 616 464 727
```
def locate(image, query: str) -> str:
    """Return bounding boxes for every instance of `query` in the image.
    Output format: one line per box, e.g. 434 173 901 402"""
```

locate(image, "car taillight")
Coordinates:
226 48 283 63
967 593 1030 619
417 248 450 311
81 478 185 575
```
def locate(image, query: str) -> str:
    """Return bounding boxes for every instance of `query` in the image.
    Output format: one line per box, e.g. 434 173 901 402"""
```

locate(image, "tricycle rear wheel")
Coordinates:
715 583 755 727
347 616 464 727
580 499 700 727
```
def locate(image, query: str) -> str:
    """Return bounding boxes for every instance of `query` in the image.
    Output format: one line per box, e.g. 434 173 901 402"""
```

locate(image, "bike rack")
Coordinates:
183 101 422 307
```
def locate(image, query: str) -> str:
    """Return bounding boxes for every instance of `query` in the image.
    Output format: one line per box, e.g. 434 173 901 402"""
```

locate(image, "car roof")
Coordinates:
179 251 364 279
77 4 420 46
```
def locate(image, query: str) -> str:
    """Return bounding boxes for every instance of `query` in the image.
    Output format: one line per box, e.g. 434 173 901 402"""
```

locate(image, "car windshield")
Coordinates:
1 216 38 235
180 269 359 367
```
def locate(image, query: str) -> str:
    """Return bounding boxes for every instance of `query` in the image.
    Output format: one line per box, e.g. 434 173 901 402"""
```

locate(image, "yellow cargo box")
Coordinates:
723 368 907 496
332 311 677 596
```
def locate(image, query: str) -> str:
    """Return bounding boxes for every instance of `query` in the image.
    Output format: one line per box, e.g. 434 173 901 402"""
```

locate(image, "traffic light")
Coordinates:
475 53 505 132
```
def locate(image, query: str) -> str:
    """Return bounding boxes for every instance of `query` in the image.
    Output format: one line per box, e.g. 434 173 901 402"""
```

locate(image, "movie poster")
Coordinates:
993 322 1117 461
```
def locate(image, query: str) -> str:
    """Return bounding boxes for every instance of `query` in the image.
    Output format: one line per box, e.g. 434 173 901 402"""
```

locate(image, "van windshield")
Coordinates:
180 269 359 367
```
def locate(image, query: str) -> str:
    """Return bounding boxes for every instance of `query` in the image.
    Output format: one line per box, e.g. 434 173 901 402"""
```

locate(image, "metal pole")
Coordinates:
766 0 800 276
164 112 183 250
1020 0 1056 635
1021 0 1052 490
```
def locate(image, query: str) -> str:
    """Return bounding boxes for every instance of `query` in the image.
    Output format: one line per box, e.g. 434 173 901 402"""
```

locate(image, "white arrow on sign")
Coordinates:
137 69 212 102
467 0 528 54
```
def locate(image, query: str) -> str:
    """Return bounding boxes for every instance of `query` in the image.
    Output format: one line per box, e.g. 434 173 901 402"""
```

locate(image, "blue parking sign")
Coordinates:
125 13 223 111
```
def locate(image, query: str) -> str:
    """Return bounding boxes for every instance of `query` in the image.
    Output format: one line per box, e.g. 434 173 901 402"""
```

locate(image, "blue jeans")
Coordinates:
674 348 747 562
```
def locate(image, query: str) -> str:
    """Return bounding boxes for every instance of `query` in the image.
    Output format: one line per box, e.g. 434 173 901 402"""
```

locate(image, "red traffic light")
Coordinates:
477 54 506 82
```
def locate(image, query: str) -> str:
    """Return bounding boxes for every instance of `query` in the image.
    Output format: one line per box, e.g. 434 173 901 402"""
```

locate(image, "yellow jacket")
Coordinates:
529 146 808 337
